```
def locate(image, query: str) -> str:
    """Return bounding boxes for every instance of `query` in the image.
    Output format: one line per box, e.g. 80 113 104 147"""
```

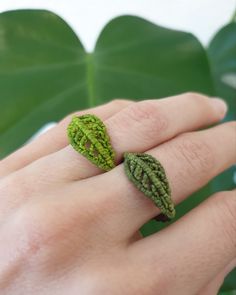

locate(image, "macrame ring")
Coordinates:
67 114 116 171
124 152 175 222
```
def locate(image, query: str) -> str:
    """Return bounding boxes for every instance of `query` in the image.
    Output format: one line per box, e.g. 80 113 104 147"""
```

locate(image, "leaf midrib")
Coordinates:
86 53 95 107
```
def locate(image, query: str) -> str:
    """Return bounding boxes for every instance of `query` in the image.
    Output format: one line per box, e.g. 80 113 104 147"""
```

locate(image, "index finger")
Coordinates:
0 99 132 178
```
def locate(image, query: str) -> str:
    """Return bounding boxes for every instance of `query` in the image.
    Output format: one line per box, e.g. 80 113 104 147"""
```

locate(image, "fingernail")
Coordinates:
211 98 228 117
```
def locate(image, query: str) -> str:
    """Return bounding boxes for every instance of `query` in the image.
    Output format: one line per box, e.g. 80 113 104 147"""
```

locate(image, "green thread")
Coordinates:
67 114 115 171
124 152 175 219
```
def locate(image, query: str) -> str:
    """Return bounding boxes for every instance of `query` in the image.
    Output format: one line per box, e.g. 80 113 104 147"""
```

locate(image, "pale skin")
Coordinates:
0 93 236 295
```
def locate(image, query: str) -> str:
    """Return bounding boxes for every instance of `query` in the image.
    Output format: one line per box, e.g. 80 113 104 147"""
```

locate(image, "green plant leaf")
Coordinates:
207 20 236 199
219 267 236 292
219 290 236 295
0 9 213 157
208 21 236 122
0 10 88 156
208 21 236 289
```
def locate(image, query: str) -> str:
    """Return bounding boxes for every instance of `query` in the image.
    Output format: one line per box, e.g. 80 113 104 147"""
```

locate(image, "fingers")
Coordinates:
33 93 227 181
0 99 132 178
130 190 236 295
0 95 230 222
73 121 236 239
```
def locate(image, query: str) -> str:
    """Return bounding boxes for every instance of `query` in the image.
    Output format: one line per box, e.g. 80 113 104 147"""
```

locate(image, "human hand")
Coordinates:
0 93 235 295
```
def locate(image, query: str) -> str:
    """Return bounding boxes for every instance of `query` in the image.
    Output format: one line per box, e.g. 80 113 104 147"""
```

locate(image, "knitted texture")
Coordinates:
67 114 115 171
124 152 175 219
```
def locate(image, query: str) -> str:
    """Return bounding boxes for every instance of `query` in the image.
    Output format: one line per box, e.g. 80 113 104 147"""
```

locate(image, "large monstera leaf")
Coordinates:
207 20 236 199
0 9 235 291
0 9 214 157
208 21 236 121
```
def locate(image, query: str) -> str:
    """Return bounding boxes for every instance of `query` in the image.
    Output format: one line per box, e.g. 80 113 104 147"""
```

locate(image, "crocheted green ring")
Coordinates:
67 114 115 171
124 152 175 220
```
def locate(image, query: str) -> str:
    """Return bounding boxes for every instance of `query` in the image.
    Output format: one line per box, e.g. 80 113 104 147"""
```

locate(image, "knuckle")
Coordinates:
1 172 31 200
110 98 131 107
184 92 208 103
88 192 121 223
128 100 168 134
129 100 158 121
212 191 236 249
12 203 50 256
80 192 124 242
13 198 100 259
175 135 214 180
13 200 70 256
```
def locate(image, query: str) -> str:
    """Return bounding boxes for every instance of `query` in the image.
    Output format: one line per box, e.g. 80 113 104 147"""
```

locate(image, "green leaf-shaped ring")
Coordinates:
124 152 175 220
67 114 115 171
